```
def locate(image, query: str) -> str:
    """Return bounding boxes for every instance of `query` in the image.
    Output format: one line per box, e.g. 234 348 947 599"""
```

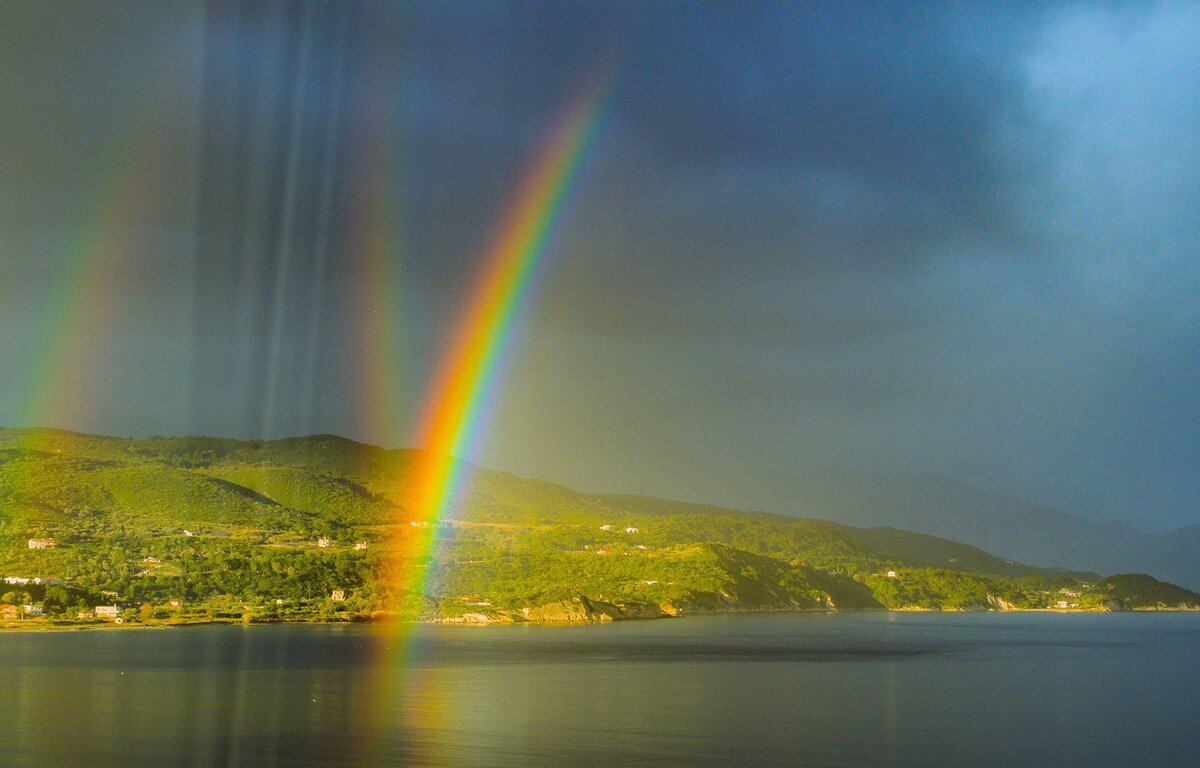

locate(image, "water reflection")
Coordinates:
1 613 1199 768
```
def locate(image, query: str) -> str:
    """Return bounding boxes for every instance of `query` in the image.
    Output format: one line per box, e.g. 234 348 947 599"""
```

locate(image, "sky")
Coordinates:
1 1 1197 531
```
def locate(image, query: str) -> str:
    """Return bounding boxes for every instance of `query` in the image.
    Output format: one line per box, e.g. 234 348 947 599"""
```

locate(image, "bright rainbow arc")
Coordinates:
388 73 614 609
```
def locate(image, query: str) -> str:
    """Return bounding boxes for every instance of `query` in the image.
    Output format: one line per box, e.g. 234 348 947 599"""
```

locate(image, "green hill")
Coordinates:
830 525 1093 579
0 428 1195 623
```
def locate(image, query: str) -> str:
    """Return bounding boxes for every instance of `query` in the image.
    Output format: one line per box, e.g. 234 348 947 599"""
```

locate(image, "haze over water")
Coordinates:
3 613 1198 767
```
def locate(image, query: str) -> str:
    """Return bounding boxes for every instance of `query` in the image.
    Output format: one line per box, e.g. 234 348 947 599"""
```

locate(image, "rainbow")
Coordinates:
16 121 158 437
386 72 614 610
349 104 406 448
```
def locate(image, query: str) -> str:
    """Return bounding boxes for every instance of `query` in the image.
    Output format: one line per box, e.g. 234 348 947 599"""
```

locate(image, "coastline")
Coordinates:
5 604 1198 633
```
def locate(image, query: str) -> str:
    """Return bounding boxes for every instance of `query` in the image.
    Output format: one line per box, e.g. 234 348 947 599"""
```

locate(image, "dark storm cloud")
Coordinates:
2 1 1198 529
399 4 1054 392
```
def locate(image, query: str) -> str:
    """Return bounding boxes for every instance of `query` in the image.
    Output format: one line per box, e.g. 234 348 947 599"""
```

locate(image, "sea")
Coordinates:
2 612 1197 767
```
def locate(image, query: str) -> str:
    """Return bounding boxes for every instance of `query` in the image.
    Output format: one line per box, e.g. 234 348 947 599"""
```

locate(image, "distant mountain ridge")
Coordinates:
781 468 1200 590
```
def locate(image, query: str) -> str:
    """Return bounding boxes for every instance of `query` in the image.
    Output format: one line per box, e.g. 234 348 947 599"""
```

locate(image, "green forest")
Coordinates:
2 428 1197 625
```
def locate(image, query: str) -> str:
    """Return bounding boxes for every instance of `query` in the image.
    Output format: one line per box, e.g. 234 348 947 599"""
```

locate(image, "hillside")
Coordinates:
1 428 1196 624
780 468 1200 590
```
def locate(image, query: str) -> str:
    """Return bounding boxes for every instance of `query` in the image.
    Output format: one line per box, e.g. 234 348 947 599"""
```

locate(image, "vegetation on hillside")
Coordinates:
1 428 1196 625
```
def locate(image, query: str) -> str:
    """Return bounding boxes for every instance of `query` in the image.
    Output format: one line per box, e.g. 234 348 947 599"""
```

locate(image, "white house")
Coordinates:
354 541 369 551
599 524 612 531
21 604 44 617
27 538 56 550
886 570 899 579
330 589 346 602
95 606 120 619
624 527 639 534
317 537 332 548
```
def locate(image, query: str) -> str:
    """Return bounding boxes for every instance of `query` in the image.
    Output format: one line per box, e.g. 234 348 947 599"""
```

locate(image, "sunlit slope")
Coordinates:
198 466 397 526
428 541 881 611
0 428 1196 617
0 450 285 528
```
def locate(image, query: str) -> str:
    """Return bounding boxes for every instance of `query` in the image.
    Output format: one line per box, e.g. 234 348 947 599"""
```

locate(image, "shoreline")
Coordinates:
4 605 1198 633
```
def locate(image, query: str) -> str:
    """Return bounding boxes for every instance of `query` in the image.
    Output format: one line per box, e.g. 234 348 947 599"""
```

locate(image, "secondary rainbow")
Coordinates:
349 104 406 447
17 119 158 436
387 73 614 608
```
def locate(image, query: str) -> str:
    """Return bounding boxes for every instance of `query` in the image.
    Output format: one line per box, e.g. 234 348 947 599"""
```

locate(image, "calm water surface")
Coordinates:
2 612 1198 767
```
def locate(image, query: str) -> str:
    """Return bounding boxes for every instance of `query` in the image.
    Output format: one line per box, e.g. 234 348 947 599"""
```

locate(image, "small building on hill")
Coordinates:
317 537 332 548
27 538 56 550
95 606 120 619
22 604 44 617
330 589 346 602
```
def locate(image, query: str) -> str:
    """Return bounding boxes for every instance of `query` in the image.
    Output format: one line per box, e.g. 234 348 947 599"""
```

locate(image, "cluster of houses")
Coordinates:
275 537 372 550
3 574 60 620
1 567 190 622
0 600 184 622
584 524 648 557
1055 586 1083 609
0 604 42 619
316 538 369 550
